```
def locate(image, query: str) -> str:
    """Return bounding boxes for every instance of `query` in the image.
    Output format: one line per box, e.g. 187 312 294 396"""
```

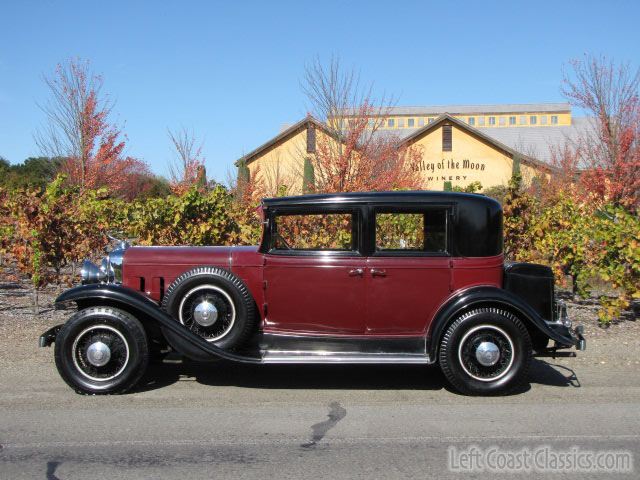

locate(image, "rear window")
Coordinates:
375 209 448 254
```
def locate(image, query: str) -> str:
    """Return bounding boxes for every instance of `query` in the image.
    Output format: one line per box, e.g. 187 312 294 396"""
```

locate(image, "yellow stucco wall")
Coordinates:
245 123 548 194
246 129 307 196
246 128 340 195
409 124 516 190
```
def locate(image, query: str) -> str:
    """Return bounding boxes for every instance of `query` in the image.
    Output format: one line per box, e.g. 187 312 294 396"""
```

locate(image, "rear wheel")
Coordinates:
439 308 532 395
54 307 149 394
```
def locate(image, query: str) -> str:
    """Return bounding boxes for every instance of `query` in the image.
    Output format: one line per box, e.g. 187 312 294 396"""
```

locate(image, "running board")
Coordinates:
262 351 431 364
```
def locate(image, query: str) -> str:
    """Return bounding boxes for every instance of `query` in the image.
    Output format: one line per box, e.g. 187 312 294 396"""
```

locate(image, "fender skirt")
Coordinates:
427 286 579 359
54 284 263 364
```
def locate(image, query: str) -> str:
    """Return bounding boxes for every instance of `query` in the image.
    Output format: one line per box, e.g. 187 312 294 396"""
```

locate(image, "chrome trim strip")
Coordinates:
262 351 431 364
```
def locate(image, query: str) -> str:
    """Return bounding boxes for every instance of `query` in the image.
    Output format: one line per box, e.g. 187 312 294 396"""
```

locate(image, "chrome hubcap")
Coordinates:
458 324 515 382
178 285 236 342
193 301 218 327
475 341 500 366
72 325 130 382
86 341 111 367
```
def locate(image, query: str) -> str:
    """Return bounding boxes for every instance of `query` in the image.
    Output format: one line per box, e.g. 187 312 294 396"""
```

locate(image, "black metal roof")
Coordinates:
262 190 501 209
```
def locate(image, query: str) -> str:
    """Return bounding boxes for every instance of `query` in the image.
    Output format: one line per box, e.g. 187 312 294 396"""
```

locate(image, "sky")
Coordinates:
1 0 639 184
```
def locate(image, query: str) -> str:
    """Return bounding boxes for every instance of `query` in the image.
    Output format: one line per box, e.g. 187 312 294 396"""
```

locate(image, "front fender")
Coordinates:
426 286 575 359
54 284 262 364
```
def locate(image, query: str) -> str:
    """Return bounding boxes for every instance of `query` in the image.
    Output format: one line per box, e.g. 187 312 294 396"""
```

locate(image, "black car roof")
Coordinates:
262 190 501 210
261 191 504 257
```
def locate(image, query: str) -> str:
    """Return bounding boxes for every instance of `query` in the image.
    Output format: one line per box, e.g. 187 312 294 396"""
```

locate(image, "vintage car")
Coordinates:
40 191 585 395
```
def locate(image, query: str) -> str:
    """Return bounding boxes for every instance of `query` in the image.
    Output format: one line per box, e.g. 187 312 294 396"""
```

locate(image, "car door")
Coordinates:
263 207 367 334
365 207 453 335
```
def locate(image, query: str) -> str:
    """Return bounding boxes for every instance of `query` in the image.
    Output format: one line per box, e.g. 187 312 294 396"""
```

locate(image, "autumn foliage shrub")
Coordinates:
503 172 640 323
1 171 637 322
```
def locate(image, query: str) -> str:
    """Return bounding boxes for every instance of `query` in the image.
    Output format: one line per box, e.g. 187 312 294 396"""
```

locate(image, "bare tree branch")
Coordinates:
167 126 206 195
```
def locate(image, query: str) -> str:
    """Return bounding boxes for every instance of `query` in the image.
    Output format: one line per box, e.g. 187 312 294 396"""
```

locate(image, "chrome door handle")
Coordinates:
348 268 363 277
371 269 387 277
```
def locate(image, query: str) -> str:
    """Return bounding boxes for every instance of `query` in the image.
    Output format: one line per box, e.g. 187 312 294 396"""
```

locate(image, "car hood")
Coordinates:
123 245 261 268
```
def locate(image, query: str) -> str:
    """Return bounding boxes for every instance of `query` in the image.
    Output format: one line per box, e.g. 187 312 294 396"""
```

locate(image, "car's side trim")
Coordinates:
262 351 431 364
259 332 426 355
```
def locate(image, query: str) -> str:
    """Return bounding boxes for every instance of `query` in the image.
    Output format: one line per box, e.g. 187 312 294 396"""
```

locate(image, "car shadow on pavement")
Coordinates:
135 360 448 393
134 357 580 395
528 359 581 388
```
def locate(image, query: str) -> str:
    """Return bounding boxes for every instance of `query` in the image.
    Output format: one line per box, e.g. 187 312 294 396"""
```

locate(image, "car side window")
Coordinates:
375 209 448 254
272 212 354 251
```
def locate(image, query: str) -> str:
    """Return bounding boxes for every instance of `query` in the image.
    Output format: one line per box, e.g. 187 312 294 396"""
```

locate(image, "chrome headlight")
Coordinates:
80 241 129 285
80 259 107 284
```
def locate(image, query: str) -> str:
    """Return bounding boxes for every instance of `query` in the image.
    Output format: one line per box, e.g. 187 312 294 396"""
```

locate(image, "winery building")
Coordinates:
236 103 588 194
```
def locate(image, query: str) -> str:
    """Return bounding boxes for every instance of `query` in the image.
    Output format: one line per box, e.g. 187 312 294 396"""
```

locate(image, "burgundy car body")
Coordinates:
121 246 502 339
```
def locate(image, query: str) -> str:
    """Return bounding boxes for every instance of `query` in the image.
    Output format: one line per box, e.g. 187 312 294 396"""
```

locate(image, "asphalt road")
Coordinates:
1 356 639 479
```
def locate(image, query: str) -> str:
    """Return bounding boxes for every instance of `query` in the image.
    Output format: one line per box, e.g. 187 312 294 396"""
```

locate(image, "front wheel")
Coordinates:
439 308 532 395
54 306 149 394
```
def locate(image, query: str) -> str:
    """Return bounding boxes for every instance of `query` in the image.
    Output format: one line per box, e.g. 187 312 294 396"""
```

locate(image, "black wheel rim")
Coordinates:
178 285 236 341
72 325 130 381
457 325 515 382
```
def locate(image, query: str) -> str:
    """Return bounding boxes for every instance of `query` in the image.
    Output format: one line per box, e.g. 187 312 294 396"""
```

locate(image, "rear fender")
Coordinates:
427 286 573 359
54 284 262 364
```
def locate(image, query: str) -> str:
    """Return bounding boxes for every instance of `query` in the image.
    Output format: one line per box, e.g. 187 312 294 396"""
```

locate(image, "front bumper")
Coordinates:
39 325 62 347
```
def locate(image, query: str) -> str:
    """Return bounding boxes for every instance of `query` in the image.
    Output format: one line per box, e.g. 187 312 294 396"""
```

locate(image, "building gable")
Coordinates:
402 114 552 190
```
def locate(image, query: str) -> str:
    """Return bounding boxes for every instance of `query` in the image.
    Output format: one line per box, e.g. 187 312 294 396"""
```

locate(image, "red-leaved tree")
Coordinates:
562 54 640 211
35 58 150 198
301 56 420 193
312 106 422 193
167 127 207 196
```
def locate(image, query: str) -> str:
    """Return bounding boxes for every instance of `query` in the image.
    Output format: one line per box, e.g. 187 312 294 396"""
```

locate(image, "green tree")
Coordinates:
0 156 63 190
302 157 315 194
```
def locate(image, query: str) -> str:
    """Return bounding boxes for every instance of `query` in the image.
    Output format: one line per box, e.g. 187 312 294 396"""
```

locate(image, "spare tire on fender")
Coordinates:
161 266 257 354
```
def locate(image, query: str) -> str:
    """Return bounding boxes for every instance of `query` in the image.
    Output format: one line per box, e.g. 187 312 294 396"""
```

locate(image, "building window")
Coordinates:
387 119 395 127
499 116 506 125
379 119 386 128
442 125 452 152
519 116 527 125
509 116 516 125
428 117 434 124
306 126 316 153
368 119 375 128
468 117 475 126
349 119 355 128
408 118 415 127
398 118 405 128
530 116 537 125
478 117 486 126
551 115 558 124
540 116 547 125
418 118 425 127
489 117 496 125
341 120 346 128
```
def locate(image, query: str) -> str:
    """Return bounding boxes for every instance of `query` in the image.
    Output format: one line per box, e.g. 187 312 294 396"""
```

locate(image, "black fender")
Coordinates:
426 286 574 360
54 284 263 364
